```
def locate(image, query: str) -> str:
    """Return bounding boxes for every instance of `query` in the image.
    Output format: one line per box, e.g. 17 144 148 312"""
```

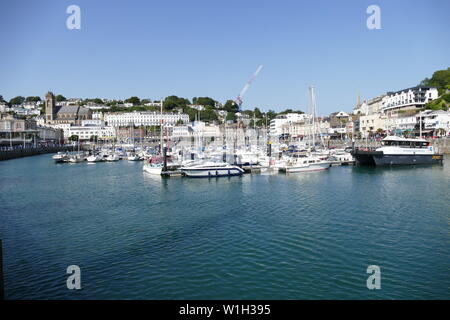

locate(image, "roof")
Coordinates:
56 105 79 114
386 86 437 96
56 105 90 115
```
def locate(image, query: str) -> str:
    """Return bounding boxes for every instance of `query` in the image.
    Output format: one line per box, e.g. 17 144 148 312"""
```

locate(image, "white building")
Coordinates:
172 126 192 138
144 100 163 108
420 110 450 134
359 113 387 136
281 120 329 138
381 87 438 113
65 125 116 140
393 115 417 132
104 111 190 127
270 113 309 136
355 95 385 116
81 119 105 126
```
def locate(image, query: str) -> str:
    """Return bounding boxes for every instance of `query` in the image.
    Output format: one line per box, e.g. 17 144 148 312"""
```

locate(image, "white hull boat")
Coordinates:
143 163 163 175
68 155 85 163
52 152 68 163
181 161 244 178
281 156 330 173
87 155 103 163
106 154 120 162
127 155 142 161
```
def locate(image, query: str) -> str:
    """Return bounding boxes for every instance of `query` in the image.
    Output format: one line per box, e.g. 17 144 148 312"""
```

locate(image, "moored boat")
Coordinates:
352 136 444 166
68 153 85 163
105 153 120 162
180 161 244 177
52 152 69 163
86 154 103 163
280 156 330 173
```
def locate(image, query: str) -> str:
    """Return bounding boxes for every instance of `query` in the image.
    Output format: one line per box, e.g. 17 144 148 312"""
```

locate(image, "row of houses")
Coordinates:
269 86 449 140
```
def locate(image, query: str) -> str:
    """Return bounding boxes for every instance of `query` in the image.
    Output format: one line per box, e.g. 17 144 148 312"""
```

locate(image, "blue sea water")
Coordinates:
0 154 449 299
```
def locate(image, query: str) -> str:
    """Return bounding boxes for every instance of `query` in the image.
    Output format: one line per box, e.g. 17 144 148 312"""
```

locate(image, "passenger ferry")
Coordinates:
352 136 444 166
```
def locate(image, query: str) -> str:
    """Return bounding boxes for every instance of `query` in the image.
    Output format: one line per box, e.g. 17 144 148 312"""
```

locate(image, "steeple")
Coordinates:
45 91 56 122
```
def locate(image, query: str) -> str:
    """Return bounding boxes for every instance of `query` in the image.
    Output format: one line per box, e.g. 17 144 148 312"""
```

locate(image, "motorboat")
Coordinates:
68 153 85 163
280 156 330 173
86 154 103 163
52 152 69 163
105 153 120 162
127 154 142 161
143 162 164 175
180 161 244 178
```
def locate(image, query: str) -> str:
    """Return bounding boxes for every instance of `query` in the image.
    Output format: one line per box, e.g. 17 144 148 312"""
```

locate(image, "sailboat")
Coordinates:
68 140 85 163
281 86 330 173
143 102 165 175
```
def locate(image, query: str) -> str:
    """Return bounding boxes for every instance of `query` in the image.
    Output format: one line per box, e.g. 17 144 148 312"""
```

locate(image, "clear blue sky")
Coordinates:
0 0 449 115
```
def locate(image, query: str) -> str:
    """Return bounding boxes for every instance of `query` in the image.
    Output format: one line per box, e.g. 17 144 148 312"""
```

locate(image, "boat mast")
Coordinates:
160 102 163 155
310 86 316 149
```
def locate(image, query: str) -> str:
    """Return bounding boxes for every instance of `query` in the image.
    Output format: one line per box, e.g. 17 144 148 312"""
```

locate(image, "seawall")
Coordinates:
0 146 75 161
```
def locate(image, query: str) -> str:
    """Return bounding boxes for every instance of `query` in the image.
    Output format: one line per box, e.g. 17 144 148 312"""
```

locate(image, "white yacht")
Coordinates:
52 152 69 163
106 153 120 162
68 153 85 163
143 162 164 175
280 156 330 173
127 154 142 161
86 154 103 163
180 161 244 178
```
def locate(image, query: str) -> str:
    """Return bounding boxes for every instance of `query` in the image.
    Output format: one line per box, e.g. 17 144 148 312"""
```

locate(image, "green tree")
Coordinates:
69 135 79 141
164 96 190 111
125 96 140 105
89 135 99 142
56 94 66 102
200 107 219 122
255 119 265 126
266 109 277 121
223 100 239 113
420 67 450 95
25 96 41 102
226 112 237 122
192 97 217 108
88 98 103 104
9 96 25 105
254 107 263 118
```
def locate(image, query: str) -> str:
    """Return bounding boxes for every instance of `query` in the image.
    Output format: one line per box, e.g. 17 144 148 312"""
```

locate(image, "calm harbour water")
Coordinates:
0 154 449 299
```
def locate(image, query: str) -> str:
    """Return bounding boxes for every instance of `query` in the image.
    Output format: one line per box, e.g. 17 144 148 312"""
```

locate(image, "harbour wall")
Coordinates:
0 146 76 161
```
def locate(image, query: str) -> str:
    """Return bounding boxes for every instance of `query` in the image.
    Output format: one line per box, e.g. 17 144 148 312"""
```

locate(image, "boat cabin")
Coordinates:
381 136 430 148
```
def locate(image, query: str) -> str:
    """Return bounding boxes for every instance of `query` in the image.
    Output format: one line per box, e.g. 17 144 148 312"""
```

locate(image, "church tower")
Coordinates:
45 91 56 122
